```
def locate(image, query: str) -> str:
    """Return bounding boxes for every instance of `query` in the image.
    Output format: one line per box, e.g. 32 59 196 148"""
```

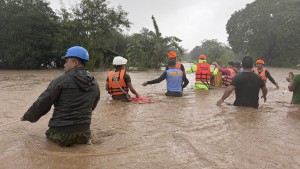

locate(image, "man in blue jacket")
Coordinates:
142 58 189 97
21 46 100 147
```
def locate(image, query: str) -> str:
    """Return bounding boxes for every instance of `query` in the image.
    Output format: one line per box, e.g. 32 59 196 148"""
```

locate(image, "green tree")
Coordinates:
190 39 236 66
227 0 300 67
71 0 131 69
53 7 89 68
125 16 184 69
0 0 58 69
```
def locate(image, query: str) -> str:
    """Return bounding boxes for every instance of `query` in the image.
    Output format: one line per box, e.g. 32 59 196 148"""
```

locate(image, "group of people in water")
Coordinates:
20 46 300 147
106 51 300 108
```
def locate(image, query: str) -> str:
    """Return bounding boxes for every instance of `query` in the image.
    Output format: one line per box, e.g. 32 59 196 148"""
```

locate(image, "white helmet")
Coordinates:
113 56 127 65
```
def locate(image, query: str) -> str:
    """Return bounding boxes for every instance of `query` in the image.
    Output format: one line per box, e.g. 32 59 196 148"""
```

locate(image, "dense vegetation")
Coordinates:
1 0 299 69
0 0 58 69
188 39 236 66
227 0 300 67
0 0 183 69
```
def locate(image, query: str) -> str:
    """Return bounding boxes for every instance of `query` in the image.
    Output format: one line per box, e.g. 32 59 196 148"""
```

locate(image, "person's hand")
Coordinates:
142 82 148 86
216 99 224 106
286 77 292 82
261 95 267 103
135 94 140 98
275 83 279 89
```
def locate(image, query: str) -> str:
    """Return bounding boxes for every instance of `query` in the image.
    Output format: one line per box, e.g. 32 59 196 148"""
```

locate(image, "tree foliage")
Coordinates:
125 15 184 69
57 0 131 70
227 0 300 67
190 39 236 66
0 0 184 70
0 0 58 69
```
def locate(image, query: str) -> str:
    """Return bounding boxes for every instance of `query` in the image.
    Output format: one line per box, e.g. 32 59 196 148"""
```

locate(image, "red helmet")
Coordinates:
168 51 177 58
256 59 265 64
199 54 206 59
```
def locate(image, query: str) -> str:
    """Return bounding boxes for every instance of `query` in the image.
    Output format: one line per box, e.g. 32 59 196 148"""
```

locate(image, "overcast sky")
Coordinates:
49 0 255 51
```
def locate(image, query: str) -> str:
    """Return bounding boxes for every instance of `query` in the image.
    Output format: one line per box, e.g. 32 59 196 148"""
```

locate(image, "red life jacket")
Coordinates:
255 68 267 82
196 63 211 82
107 69 129 96
175 62 182 70
223 68 236 86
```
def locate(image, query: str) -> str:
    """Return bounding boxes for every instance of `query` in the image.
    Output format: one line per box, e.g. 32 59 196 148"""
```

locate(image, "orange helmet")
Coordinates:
199 54 206 59
256 59 265 64
168 51 177 58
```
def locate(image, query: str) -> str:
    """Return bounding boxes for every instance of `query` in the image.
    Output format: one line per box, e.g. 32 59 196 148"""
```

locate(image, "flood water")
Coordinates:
1 66 300 169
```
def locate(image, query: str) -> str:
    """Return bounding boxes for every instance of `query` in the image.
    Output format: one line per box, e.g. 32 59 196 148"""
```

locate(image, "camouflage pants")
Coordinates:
46 130 91 147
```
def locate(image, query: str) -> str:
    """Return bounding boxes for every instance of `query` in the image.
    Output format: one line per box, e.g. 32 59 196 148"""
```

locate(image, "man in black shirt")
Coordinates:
217 56 268 109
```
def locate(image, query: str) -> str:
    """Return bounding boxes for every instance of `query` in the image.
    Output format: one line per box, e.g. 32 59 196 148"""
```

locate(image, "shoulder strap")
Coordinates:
113 72 131 101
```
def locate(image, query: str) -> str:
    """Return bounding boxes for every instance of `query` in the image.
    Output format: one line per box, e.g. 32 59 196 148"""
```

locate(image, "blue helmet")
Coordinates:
64 46 89 61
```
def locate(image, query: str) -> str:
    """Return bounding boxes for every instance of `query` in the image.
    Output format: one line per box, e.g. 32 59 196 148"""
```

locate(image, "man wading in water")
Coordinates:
106 56 140 101
21 46 100 147
254 59 279 89
142 57 189 97
217 56 268 109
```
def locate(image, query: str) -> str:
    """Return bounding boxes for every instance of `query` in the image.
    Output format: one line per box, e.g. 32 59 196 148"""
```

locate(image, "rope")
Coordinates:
113 73 132 101
199 73 211 90
0 119 21 127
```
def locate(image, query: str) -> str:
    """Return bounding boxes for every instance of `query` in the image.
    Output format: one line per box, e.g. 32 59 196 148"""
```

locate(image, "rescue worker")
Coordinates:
210 63 219 86
21 46 100 147
166 51 185 73
142 57 189 97
214 70 223 87
106 56 140 101
254 59 279 89
214 61 236 86
186 54 212 90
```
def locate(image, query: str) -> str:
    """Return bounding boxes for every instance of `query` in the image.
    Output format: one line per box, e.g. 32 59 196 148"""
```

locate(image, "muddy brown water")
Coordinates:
0 66 300 169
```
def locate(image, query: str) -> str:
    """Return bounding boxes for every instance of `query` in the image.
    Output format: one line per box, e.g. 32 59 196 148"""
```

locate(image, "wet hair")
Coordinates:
242 56 253 69
228 61 235 67
167 58 176 66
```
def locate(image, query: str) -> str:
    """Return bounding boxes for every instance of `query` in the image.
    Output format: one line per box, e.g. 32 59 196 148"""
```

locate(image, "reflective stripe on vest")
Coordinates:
255 68 267 82
107 69 129 96
223 68 236 86
195 63 211 82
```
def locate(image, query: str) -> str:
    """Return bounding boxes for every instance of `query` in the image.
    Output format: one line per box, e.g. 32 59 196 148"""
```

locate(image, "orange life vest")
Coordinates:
196 63 211 82
255 68 267 82
175 62 182 70
223 68 236 86
107 69 129 96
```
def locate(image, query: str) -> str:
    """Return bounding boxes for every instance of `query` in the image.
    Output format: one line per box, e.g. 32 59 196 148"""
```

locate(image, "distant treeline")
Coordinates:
0 0 299 69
